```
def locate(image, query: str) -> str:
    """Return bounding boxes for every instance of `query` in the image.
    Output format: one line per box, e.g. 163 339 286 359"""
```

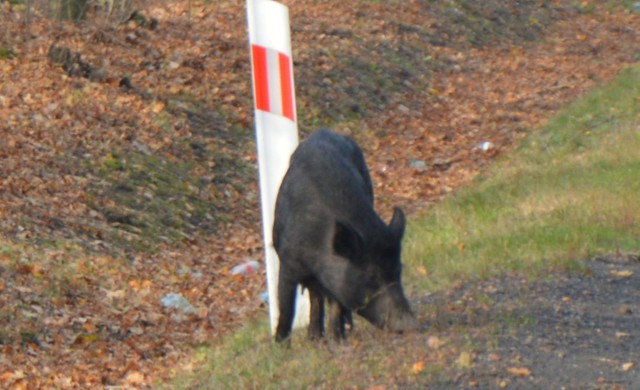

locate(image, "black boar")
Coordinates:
273 128 418 342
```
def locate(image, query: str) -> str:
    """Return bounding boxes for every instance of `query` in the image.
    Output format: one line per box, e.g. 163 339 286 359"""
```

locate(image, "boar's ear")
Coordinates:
389 207 406 240
333 221 364 261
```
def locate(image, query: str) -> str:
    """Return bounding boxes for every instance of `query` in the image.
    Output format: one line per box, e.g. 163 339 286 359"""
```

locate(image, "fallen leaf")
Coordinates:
416 266 428 276
152 101 165 113
457 352 473 368
82 321 97 333
72 333 101 347
14 263 34 275
618 305 632 315
508 367 532 377
611 270 633 278
129 280 142 291
412 361 425 374
9 371 25 380
125 371 145 385
9 379 28 390
622 362 634 372
105 289 126 300
427 336 443 350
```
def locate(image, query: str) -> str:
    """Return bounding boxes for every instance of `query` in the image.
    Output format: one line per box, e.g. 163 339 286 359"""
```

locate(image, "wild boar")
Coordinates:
273 128 418 342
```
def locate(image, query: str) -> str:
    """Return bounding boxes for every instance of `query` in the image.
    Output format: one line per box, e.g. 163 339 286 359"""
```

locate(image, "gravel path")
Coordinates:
428 256 640 389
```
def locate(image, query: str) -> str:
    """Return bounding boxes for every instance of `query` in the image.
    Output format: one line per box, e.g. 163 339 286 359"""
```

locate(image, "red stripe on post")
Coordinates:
278 52 295 122
252 45 270 112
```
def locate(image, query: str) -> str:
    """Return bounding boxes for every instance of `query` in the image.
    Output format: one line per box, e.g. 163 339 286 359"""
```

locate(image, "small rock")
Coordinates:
132 140 151 155
409 159 428 172
32 113 45 123
259 291 269 303
125 33 138 44
475 141 495 152
46 102 59 113
161 293 196 314
88 67 106 82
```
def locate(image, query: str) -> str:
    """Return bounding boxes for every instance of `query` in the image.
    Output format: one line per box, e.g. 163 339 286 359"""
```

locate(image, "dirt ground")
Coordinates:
423 255 640 389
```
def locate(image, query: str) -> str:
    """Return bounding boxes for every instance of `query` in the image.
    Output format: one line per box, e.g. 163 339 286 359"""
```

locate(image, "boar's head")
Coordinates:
332 207 418 333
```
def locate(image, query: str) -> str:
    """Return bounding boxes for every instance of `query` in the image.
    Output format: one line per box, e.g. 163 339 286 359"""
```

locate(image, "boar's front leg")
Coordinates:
305 280 325 340
275 271 298 343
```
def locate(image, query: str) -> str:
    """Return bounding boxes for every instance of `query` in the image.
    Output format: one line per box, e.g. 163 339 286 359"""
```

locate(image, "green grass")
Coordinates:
404 65 640 291
170 65 640 388
167 321 343 389
0 47 17 60
167 319 446 389
86 144 253 253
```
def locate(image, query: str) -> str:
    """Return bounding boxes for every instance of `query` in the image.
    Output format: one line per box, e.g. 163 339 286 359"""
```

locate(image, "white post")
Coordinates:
246 0 309 335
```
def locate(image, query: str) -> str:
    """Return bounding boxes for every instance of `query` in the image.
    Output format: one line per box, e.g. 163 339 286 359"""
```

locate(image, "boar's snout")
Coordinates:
387 309 419 333
357 283 418 333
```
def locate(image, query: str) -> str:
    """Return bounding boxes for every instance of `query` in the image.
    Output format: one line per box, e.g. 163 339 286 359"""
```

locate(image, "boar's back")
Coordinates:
274 129 377 240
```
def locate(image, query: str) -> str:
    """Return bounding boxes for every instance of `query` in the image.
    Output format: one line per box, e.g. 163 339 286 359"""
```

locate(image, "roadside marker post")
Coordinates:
246 0 309 335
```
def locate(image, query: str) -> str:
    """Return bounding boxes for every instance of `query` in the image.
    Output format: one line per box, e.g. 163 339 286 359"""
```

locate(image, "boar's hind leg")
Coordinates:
328 299 349 340
305 281 325 340
275 274 297 343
